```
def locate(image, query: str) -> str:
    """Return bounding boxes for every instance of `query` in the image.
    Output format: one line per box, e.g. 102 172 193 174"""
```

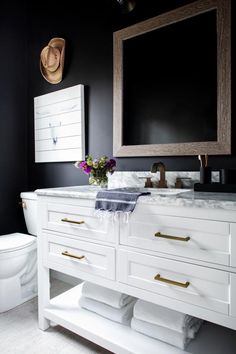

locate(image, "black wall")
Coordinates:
27 0 235 191
0 0 234 234
0 1 28 234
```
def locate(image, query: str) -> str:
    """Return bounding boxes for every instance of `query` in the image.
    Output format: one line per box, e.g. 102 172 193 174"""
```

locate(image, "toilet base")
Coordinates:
0 276 38 313
0 276 22 312
0 249 38 313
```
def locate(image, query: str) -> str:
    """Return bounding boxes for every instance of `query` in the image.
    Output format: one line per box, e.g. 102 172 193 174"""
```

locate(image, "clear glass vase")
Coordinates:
89 174 108 188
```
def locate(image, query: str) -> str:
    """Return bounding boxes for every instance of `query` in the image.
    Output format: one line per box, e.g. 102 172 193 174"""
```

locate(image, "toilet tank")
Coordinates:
20 192 37 236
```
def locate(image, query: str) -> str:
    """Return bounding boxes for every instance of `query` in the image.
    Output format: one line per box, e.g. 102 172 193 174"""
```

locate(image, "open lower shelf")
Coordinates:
44 283 236 354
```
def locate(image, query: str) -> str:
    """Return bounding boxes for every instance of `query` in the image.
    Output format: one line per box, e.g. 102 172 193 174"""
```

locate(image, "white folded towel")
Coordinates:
82 282 135 309
131 317 192 350
79 296 136 325
134 299 203 336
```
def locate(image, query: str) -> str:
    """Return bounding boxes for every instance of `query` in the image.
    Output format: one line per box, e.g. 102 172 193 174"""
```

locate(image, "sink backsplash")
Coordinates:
108 171 219 189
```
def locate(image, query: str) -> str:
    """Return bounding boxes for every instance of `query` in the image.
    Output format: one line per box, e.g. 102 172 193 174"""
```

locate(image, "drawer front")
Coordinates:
120 212 230 265
46 233 115 280
230 223 236 267
118 249 229 314
42 202 117 243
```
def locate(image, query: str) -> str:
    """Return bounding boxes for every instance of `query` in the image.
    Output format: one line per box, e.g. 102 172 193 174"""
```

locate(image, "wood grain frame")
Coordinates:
113 0 231 157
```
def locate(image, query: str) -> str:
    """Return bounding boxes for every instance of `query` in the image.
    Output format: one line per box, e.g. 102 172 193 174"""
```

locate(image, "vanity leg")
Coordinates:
37 260 50 330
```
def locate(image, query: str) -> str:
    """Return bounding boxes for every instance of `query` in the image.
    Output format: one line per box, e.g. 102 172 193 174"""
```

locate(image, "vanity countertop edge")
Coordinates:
35 185 236 212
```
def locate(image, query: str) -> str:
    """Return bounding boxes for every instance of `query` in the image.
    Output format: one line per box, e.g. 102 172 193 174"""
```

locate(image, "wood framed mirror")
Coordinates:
113 0 231 157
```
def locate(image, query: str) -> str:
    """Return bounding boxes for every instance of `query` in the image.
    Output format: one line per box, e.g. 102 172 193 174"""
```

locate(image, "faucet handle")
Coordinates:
145 177 153 188
175 177 191 189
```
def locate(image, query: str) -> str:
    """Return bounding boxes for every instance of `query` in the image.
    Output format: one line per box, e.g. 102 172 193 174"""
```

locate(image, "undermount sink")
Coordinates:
141 188 192 195
136 188 191 196
119 187 191 195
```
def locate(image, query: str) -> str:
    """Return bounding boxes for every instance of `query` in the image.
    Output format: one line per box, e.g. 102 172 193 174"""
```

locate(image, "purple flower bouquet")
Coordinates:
74 155 116 187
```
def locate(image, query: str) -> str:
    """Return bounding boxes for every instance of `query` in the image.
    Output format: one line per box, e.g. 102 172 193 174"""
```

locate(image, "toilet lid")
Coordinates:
0 233 36 253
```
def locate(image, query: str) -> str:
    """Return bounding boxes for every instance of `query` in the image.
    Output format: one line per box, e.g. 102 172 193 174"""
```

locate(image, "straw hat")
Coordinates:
40 38 65 84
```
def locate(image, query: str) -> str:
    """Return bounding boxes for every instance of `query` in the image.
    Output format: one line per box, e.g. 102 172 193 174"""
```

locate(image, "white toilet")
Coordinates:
0 192 37 313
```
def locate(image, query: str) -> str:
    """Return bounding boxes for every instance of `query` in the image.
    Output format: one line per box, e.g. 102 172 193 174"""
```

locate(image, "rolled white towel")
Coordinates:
82 282 135 308
79 296 136 325
134 299 203 337
131 317 192 350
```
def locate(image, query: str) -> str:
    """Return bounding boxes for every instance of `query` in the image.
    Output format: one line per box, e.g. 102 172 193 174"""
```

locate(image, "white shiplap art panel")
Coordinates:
34 85 85 162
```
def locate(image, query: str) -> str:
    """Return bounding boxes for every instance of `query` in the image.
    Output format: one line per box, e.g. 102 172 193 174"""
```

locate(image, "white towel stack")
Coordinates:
131 299 203 349
79 282 136 325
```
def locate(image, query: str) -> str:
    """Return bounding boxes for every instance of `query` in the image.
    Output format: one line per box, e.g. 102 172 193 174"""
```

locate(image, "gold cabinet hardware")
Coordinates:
61 218 85 225
154 273 190 288
155 232 190 242
61 251 85 260
19 201 26 209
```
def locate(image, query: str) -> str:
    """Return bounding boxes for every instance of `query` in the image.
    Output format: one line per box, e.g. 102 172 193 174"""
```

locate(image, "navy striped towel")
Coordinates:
95 188 150 212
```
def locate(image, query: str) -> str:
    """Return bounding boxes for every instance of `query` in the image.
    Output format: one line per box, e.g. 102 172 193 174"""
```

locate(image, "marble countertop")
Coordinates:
35 185 236 211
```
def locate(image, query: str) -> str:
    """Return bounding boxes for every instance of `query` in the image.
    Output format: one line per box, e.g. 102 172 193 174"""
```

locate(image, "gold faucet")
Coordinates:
151 162 167 188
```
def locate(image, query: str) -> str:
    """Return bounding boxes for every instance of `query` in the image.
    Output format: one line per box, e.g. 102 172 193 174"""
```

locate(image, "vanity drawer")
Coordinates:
42 202 117 243
45 233 115 280
120 213 230 265
118 249 229 315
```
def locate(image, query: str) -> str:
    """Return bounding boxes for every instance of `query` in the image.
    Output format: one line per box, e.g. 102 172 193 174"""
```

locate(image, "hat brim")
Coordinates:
40 38 65 84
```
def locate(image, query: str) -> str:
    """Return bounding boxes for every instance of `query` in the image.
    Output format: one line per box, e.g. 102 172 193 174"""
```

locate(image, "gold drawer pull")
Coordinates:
154 273 190 288
61 251 85 260
155 232 190 242
61 218 85 225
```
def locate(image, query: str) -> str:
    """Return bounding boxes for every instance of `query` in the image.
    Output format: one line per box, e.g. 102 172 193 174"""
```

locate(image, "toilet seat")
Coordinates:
0 233 36 254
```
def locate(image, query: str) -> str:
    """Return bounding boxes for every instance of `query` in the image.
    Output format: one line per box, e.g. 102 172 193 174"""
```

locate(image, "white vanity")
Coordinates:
36 186 236 354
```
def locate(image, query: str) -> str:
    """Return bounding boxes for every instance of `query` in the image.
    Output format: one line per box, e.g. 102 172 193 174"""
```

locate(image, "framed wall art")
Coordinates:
34 84 85 163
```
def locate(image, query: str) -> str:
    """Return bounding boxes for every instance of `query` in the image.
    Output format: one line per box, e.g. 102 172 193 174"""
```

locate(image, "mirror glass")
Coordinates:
113 0 231 157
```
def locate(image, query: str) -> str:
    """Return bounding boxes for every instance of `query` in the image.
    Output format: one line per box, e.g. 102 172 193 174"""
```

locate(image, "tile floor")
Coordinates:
0 278 111 354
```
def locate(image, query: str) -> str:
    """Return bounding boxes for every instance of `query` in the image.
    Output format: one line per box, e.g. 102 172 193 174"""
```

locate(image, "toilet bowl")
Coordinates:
0 192 37 313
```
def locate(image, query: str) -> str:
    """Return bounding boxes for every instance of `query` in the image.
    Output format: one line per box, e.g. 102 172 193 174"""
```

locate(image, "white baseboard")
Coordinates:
51 270 82 286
